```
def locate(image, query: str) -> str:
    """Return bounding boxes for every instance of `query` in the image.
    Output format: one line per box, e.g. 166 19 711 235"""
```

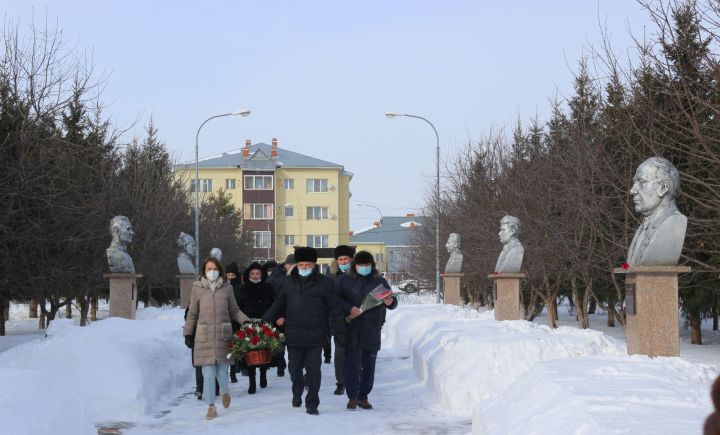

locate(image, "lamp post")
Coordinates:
195 110 251 274
385 112 441 303
357 202 384 233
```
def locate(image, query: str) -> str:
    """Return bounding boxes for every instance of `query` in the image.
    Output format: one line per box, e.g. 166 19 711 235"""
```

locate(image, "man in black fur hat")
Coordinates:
326 244 355 395
262 246 345 415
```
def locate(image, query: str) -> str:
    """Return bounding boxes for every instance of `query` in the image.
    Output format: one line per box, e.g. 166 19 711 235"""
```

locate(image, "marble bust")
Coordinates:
177 232 197 275
444 233 463 273
627 157 687 266
210 247 222 262
106 216 135 273
495 215 524 273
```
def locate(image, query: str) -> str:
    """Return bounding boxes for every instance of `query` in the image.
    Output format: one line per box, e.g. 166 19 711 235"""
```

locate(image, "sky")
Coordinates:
3 1 653 229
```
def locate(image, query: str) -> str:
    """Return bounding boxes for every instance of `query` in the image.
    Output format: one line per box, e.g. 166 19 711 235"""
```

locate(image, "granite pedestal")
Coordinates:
443 273 464 306
488 273 525 321
104 273 142 319
177 274 196 309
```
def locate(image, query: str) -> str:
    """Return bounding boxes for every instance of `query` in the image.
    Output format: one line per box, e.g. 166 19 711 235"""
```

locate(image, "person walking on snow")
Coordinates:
326 244 356 396
262 246 345 415
337 250 398 410
183 257 249 420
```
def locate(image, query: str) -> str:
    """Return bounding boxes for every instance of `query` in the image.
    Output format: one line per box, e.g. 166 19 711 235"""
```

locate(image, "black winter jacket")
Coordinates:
262 266 345 347
336 268 398 351
237 264 275 319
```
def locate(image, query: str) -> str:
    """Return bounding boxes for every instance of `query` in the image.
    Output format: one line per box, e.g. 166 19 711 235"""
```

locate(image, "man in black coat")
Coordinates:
262 247 345 415
266 254 295 377
326 244 355 395
336 250 398 410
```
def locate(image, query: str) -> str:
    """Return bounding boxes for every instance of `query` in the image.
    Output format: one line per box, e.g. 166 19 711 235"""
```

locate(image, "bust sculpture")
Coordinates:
444 233 463 273
177 232 197 275
495 215 524 273
627 157 687 266
209 247 222 262
106 216 135 273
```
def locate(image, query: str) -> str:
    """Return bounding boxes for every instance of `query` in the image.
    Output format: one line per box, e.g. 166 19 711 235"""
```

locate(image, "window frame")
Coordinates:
244 175 274 190
306 206 329 220
306 178 329 193
306 234 329 248
252 231 272 248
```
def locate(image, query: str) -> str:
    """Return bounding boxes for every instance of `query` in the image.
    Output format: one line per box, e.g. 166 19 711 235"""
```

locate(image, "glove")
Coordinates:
184 335 194 349
334 332 346 347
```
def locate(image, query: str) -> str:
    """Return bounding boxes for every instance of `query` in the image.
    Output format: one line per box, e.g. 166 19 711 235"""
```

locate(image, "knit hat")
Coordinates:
294 246 318 263
284 254 296 264
262 260 278 273
354 250 374 265
334 245 355 259
225 262 239 275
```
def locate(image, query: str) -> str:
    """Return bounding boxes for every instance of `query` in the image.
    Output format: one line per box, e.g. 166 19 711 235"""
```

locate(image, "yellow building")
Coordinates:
175 139 352 271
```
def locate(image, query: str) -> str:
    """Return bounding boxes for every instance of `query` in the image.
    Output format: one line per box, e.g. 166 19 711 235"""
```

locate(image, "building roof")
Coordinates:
350 216 428 247
177 142 351 175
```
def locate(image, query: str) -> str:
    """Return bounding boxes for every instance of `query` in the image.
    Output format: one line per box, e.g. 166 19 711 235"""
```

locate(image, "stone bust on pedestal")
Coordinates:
177 232 197 275
627 157 687 266
106 216 135 273
495 215 524 273
444 233 463 273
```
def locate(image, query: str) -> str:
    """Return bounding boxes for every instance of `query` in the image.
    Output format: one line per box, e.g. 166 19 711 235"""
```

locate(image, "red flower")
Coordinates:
235 331 245 339
622 262 630 270
250 336 260 345
244 327 254 335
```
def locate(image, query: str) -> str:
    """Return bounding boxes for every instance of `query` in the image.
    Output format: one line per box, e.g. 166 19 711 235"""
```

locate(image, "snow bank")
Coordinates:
0 307 189 435
473 356 717 435
383 304 717 434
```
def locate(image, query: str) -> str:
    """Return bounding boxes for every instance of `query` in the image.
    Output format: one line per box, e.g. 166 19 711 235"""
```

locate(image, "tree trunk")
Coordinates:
90 295 98 321
713 312 718 331
690 315 702 345
0 299 6 336
65 300 72 319
546 297 558 328
29 299 38 318
39 298 46 329
588 297 597 314
2 302 8 323
79 297 89 327
607 304 615 327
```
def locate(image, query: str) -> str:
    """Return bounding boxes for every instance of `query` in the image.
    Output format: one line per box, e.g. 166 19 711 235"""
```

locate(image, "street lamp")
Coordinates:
195 110 251 274
385 112 441 303
356 202 384 233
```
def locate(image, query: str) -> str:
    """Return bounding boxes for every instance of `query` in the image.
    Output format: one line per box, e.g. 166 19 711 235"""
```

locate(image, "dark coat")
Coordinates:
262 266 345 348
237 264 275 318
336 268 398 351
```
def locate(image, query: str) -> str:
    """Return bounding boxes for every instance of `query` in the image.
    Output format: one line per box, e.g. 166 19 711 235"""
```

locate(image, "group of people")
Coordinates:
182 245 398 419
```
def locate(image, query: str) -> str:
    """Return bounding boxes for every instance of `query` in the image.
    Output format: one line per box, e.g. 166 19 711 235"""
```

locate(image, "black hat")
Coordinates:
262 260 278 272
334 245 355 259
225 262 239 275
285 254 296 264
354 250 374 265
294 246 318 263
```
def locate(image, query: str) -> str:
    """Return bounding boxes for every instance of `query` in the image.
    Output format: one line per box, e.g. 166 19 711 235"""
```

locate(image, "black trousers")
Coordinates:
287 346 322 410
344 348 377 401
323 334 332 361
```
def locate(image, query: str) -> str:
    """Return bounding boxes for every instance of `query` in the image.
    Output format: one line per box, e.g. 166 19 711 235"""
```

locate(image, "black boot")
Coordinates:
334 383 345 395
260 368 268 389
248 368 257 394
230 363 238 383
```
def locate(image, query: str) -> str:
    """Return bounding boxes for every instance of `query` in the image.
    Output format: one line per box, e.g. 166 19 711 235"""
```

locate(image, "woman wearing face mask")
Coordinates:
183 257 250 420
237 262 276 394
336 250 398 411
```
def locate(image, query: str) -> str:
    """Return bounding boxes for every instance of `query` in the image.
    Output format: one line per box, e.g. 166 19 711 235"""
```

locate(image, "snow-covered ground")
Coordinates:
0 295 717 434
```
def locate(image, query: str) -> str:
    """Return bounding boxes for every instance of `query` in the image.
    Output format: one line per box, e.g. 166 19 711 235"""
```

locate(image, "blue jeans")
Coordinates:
344 348 377 401
201 364 229 406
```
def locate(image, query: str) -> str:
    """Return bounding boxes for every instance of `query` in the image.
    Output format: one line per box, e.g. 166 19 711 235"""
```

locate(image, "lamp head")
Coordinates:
233 109 252 117
385 112 401 119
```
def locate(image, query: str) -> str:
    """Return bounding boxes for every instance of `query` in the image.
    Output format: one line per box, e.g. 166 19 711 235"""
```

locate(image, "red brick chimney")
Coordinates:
271 138 278 158
242 139 251 158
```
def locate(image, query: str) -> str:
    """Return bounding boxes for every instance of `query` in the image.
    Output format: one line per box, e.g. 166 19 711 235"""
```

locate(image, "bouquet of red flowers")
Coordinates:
227 320 284 366
346 284 397 323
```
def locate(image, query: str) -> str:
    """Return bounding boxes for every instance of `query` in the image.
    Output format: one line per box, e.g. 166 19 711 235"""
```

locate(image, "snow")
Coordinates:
0 300 717 434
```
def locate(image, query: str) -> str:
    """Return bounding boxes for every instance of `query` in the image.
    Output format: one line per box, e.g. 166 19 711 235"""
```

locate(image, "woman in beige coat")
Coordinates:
183 257 249 420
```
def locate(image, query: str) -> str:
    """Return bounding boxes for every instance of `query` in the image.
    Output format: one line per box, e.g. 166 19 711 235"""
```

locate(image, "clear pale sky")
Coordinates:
4 1 651 228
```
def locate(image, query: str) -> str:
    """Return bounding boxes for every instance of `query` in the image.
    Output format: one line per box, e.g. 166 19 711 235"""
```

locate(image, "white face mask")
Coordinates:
249 278 261 284
206 270 220 282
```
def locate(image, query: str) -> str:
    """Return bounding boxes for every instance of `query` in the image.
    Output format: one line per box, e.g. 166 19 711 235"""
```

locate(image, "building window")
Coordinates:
284 207 294 217
225 179 236 190
283 178 294 189
306 235 329 248
376 252 384 264
244 175 273 190
284 235 295 246
306 178 328 193
191 179 213 193
244 203 274 220
253 231 272 248
306 206 329 220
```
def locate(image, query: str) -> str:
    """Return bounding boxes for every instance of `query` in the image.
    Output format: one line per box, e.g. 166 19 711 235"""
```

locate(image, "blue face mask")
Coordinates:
298 267 313 277
356 265 372 276
338 263 351 272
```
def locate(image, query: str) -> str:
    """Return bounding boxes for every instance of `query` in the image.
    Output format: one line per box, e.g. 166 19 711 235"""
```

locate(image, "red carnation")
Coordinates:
245 327 254 335
250 336 260 345
236 331 245 339
622 262 630 270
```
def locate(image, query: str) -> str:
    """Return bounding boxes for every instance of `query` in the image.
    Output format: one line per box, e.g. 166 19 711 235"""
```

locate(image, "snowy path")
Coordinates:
125 353 471 435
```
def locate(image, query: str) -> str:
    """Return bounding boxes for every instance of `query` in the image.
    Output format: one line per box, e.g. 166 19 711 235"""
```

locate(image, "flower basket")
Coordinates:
227 320 284 364
244 349 272 366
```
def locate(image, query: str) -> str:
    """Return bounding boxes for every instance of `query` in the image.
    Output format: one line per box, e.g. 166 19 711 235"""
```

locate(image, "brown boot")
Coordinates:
358 399 373 410
221 393 231 409
205 404 218 420
346 398 358 410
